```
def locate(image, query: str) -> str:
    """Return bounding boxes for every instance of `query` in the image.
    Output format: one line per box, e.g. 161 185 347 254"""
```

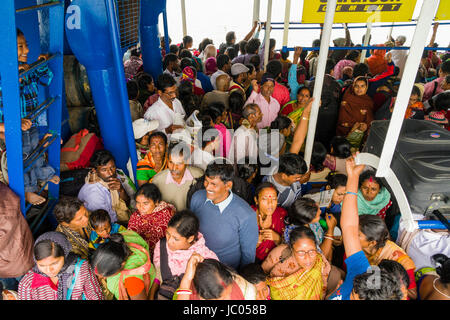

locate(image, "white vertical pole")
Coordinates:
304 0 338 167
360 22 372 63
376 0 441 178
282 0 292 48
253 0 261 23
181 0 187 37
388 22 395 41
264 0 273 71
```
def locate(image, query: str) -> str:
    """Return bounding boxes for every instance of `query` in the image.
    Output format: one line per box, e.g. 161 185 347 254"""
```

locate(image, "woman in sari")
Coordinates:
90 230 156 300
280 87 312 127
152 210 218 300
357 214 417 299
262 226 331 300
336 76 374 138
136 131 168 187
251 182 287 263
357 170 392 220
365 46 388 76
128 183 176 255
18 231 103 300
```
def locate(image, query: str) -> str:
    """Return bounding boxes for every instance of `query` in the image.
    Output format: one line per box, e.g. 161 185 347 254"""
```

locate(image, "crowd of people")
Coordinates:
1 20 450 301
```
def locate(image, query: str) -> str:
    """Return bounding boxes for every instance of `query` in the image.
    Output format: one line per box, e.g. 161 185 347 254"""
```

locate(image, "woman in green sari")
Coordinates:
90 229 156 300
280 87 312 127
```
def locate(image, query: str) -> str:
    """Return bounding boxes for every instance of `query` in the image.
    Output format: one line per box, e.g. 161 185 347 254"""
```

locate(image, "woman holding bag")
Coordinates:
152 210 218 300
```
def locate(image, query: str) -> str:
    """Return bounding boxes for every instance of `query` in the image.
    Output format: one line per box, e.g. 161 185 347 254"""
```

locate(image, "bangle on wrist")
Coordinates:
302 116 310 121
324 236 334 241
176 288 192 295
346 191 358 196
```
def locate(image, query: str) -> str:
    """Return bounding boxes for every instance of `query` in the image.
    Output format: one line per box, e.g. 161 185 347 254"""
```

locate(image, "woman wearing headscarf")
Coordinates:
365 46 388 76
336 76 374 149
181 66 205 97
18 231 104 300
204 57 218 76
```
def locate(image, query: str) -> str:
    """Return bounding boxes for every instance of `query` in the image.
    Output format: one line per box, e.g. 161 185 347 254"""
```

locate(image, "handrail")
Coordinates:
16 1 61 13
26 96 57 122
23 133 58 173
417 220 450 230
19 53 59 79
267 21 450 29
25 180 49 214
281 45 449 52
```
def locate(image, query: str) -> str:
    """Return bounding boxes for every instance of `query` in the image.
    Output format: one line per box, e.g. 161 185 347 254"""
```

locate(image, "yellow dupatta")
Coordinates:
267 253 330 300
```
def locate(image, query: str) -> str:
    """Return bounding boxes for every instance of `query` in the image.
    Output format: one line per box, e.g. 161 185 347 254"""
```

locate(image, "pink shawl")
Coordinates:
153 232 218 277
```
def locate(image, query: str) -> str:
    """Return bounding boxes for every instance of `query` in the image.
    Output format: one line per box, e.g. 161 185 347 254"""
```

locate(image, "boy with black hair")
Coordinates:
264 152 310 208
0 28 59 205
88 209 126 250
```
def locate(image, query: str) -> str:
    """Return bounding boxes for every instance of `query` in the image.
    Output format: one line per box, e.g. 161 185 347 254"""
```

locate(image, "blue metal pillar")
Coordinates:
140 0 166 81
65 0 134 174
0 0 26 212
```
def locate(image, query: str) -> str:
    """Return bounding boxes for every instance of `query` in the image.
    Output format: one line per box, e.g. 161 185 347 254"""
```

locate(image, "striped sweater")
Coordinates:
18 261 104 300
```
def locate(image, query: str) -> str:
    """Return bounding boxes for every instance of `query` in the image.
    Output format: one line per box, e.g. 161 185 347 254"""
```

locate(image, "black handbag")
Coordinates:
156 237 184 300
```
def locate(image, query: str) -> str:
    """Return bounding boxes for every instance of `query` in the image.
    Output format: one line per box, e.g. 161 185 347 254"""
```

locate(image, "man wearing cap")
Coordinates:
244 73 280 129
388 35 408 79
229 63 249 100
132 118 159 161
151 141 203 211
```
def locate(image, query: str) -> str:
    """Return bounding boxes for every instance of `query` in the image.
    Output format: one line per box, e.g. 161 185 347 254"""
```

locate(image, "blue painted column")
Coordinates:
65 0 132 172
140 0 166 81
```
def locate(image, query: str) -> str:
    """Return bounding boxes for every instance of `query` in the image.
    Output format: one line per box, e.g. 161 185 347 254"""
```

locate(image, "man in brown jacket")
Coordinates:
0 182 34 290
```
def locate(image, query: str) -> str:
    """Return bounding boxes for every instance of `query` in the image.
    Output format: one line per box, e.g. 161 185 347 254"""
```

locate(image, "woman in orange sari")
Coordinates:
358 214 417 300
262 226 331 300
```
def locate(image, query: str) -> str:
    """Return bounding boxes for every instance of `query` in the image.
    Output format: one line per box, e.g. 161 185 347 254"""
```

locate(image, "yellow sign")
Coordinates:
435 1 450 21
302 0 417 24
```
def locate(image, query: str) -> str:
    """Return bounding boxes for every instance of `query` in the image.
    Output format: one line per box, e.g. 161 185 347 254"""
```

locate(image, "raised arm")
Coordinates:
175 253 204 300
289 97 314 154
343 23 351 46
242 21 259 42
428 22 439 47
341 155 365 258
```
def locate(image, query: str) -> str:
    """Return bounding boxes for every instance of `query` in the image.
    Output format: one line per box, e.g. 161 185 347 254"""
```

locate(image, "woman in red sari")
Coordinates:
127 183 176 257
251 182 287 262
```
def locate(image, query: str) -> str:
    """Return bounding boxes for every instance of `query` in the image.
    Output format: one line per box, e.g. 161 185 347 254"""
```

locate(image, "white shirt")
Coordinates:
389 49 408 79
190 148 215 171
228 125 258 164
143 97 186 132
210 70 226 90
205 191 234 213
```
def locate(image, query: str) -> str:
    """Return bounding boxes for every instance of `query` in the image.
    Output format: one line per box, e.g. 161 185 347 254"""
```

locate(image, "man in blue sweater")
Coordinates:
190 162 258 271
